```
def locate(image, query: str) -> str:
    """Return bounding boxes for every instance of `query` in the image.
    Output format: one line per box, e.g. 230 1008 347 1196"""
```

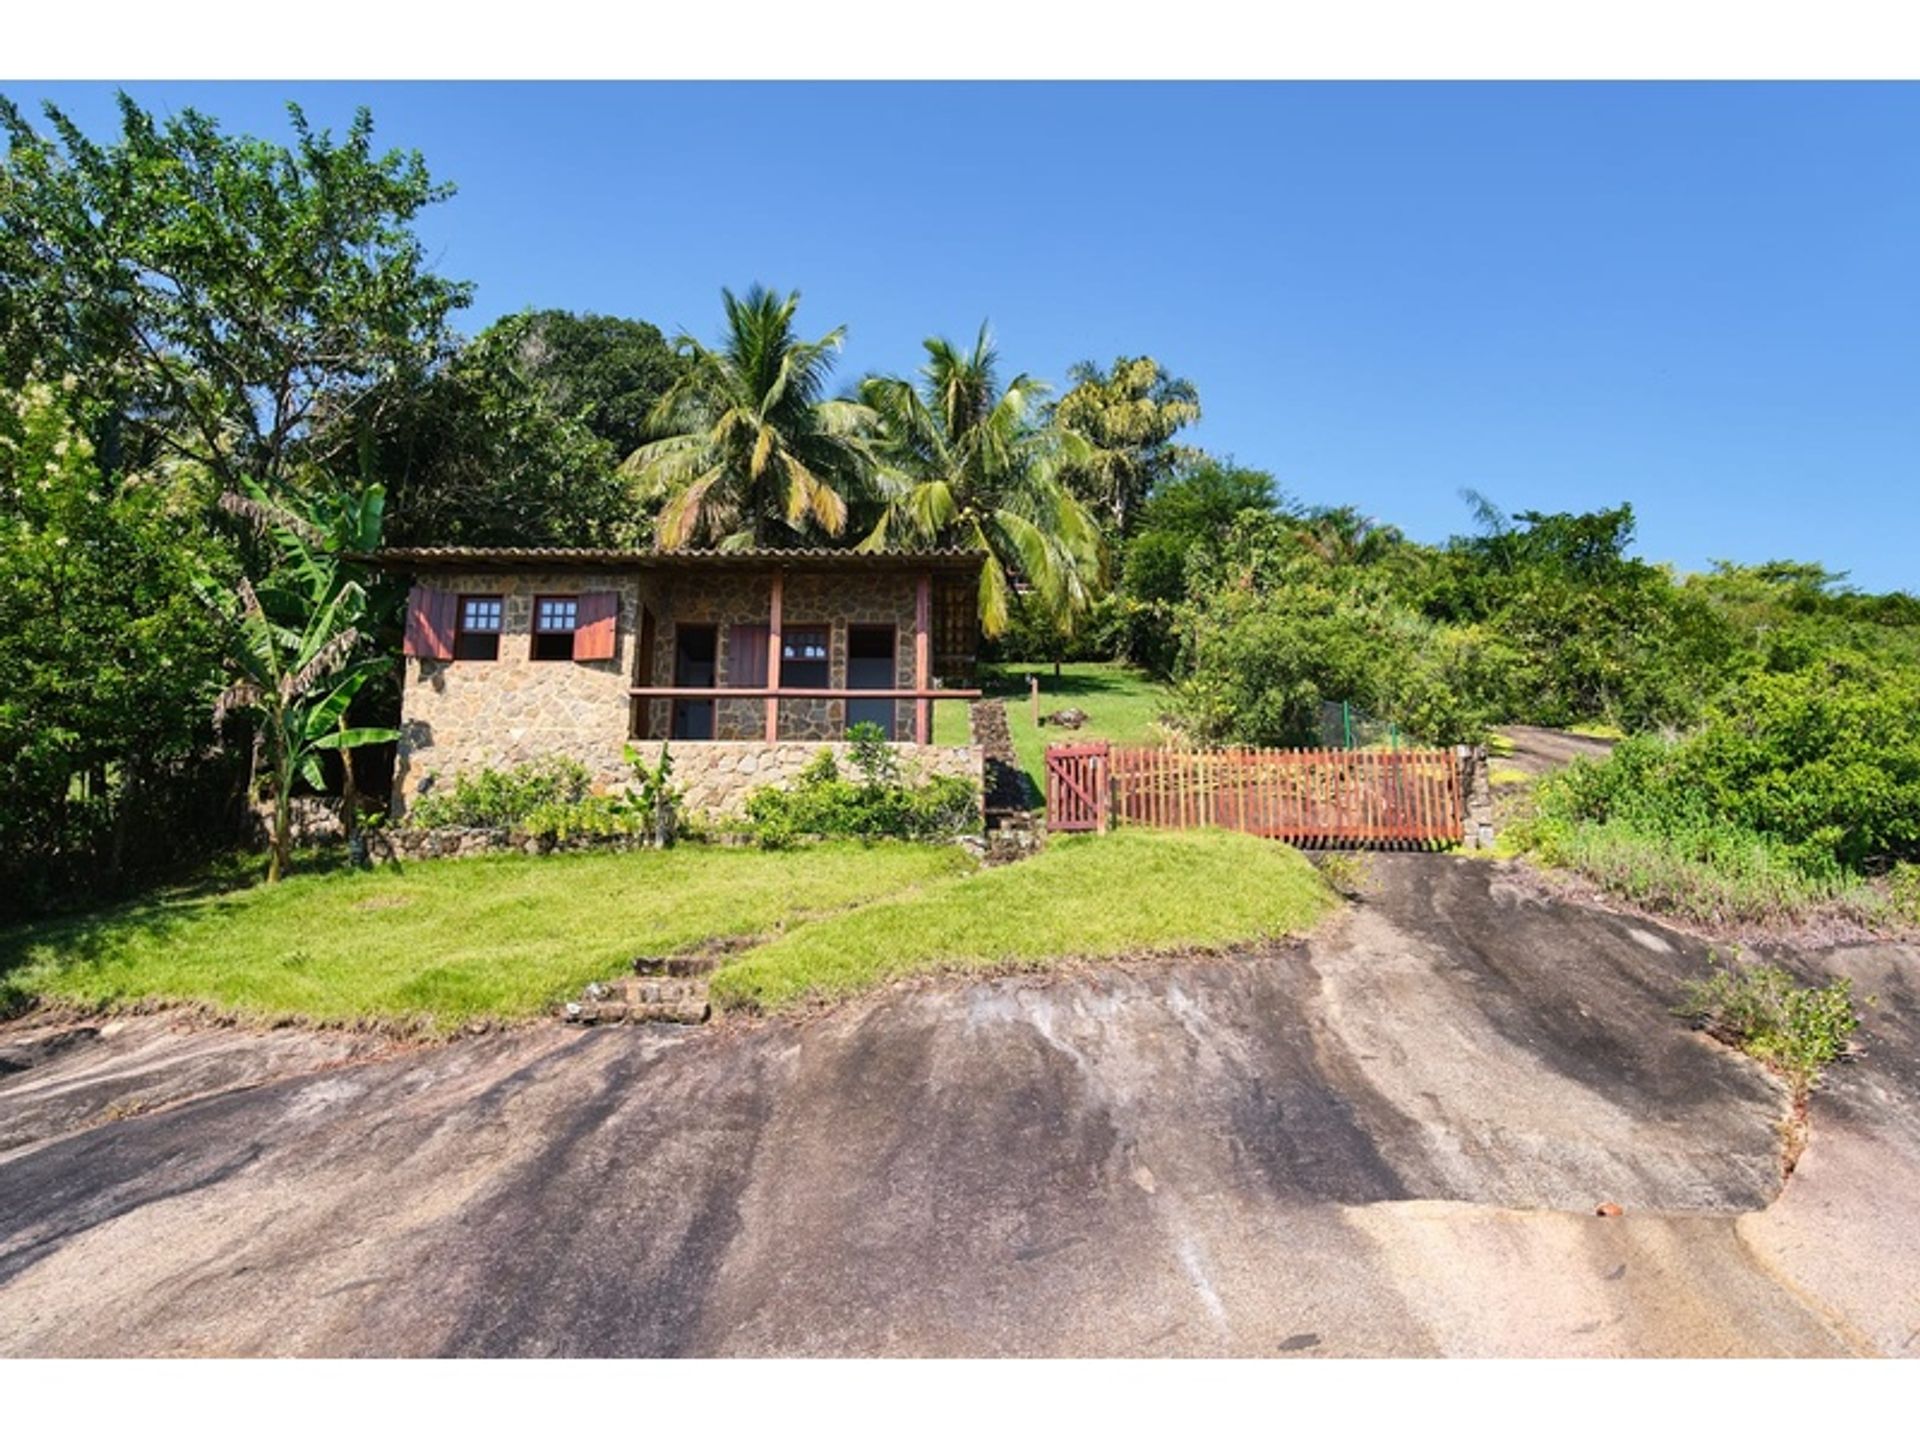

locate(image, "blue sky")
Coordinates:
9 81 1916 591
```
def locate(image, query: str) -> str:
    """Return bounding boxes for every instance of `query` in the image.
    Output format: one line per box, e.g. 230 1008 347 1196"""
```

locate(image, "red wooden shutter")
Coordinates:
402 586 455 660
574 591 619 662
727 624 770 687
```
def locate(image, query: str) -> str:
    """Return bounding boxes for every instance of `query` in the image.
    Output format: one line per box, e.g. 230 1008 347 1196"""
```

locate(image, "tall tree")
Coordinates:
1052 355 1201 536
367 321 636 548
621 286 872 548
0 92 470 495
0 377 232 913
485 309 684 459
860 326 1104 637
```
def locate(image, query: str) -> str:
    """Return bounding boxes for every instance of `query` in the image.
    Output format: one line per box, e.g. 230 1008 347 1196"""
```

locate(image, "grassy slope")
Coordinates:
709 828 1336 1013
934 661 1178 802
0 843 973 1032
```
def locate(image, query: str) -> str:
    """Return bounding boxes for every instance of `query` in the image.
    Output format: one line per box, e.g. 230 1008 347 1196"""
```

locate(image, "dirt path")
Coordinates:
1494 724 1619 776
1 856 1914 1356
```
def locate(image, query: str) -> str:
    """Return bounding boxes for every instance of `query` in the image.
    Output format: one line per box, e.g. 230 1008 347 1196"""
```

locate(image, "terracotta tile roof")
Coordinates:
368 546 985 571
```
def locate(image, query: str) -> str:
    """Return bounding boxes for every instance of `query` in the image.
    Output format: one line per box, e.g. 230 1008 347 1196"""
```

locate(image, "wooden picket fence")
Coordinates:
1046 741 1466 847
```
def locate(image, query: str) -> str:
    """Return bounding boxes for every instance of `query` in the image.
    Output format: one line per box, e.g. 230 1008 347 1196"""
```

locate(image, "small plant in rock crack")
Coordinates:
1676 951 1862 1098
1314 850 1371 898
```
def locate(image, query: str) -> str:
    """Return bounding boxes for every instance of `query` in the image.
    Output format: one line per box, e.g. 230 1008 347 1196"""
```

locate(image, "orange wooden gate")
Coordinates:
1047 742 1465 847
1045 742 1110 832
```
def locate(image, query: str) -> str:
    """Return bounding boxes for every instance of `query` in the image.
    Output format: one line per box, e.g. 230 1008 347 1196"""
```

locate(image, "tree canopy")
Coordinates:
0 92 470 496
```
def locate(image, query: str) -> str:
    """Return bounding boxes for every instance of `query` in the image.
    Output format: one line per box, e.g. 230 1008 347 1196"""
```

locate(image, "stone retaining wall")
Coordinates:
367 826 661 862
626 739 984 819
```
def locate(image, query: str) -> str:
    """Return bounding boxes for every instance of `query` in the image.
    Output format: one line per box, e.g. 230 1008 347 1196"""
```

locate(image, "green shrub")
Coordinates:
1891 863 1920 926
519 795 638 843
1516 663 1920 928
1677 957 1860 1095
1522 808 1869 928
744 728 979 848
405 757 596 831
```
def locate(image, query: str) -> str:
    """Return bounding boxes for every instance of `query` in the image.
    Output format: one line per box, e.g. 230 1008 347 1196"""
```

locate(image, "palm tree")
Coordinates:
858 326 1105 638
621 286 873 548
1297 505 1406 567
1052 355 1201 536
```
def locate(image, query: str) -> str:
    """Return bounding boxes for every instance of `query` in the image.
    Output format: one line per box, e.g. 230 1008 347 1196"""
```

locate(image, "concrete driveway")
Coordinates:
1 855 1914 1356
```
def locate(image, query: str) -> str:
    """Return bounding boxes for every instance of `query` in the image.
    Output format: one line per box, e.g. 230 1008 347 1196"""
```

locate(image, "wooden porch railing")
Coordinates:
628 686 981 744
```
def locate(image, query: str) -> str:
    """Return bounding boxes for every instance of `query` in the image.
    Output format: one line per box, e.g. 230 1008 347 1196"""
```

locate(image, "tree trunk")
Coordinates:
341 744 366 866
268 728 292 884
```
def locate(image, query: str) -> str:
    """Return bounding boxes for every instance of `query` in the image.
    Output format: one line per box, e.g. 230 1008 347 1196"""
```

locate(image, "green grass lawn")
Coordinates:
2 828 1339 1031
709 828 1337 1013
0 842 973 1033
934 661 1178 804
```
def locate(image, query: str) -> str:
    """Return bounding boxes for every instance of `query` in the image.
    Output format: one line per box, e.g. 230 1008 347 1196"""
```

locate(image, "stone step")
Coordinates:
633 953 721 979
562 973 710 1026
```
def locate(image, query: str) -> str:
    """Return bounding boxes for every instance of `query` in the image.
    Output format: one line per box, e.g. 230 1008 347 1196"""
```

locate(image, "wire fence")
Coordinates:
1316 699 1406 751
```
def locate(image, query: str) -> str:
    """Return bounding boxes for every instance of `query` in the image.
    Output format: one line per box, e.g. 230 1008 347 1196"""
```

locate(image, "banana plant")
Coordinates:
208 479 398 881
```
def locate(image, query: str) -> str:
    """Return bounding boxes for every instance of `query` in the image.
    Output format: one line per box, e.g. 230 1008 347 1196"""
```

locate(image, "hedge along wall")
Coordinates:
624 739 982 820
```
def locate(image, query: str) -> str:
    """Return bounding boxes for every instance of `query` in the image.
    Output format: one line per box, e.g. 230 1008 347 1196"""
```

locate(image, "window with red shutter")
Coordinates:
574 592 619 662
403 586 456 660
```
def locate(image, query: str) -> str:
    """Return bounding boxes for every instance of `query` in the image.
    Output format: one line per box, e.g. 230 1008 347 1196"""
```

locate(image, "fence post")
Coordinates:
1030 672 1040 729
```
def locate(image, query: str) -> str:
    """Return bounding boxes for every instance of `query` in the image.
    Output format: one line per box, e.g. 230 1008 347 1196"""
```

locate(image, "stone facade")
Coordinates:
395 569 654 806
625 739 983 819
393 562 980 820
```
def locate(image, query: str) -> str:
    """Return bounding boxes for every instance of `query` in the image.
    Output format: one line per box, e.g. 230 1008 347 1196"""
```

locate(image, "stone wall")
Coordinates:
394 568 655 808
1458 743 1496 849
626 739 983 819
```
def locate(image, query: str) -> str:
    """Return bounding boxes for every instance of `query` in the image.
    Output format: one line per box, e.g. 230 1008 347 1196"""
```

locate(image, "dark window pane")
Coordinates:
454 596 503 661
783 626 830 662
454 631 500 661
532 631 576 662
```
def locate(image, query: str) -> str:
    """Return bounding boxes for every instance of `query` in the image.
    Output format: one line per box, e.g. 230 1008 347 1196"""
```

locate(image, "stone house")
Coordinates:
377 547 986 818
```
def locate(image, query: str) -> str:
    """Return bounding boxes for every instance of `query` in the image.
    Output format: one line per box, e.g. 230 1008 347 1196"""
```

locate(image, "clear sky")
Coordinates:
8 81 1916 591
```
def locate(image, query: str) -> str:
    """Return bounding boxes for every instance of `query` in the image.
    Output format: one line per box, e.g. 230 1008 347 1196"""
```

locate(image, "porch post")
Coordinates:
914 570 932 744
765 568 784 743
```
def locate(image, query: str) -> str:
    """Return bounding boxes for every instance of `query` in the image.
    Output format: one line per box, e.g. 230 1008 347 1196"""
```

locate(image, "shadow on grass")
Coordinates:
0 845 361 1020
978 665 1160 704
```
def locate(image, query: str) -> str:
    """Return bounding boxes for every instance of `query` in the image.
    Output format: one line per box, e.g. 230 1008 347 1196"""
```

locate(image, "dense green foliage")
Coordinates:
1539 663 1920 872
0 381 234 914
709 828 1336 1013
1513 655 1920 929
0 93 469 494
366 309 685 548
744 725 979 847
208 478 399 881
623 285 872 547
403 755 597 831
